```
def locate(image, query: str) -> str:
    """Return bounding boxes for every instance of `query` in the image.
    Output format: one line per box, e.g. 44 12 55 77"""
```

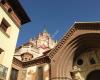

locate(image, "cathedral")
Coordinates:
11 22 100 80
14 30 57 62
11 30 57 80
0 0 100 80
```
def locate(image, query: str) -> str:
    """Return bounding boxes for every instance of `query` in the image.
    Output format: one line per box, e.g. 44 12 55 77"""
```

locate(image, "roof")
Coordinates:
6 0 30 25
74 21 100 25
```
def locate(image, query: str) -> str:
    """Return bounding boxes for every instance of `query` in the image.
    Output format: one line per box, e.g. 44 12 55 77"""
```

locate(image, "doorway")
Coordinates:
86 70 100 80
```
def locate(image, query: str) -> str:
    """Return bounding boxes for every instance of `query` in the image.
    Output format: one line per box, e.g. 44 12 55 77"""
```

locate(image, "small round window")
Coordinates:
77 59 83 65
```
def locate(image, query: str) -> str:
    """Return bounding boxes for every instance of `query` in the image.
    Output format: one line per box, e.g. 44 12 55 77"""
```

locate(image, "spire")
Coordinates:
43 24 48 33
43 28 51 38
43 28 48 33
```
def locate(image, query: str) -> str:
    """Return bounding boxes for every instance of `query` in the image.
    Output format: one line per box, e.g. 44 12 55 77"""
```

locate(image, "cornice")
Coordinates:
13 56 50 68
47 22 100 59
12 57 23 67
0 3 20 27
47 24 77 59
22 56 50 68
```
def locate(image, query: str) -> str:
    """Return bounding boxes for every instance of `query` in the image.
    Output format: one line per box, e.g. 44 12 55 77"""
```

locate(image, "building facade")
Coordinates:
11 30 57 80
12 22 100 80
0 0 30 80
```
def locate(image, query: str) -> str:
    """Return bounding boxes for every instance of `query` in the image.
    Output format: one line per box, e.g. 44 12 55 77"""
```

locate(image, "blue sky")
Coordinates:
17 0 100 47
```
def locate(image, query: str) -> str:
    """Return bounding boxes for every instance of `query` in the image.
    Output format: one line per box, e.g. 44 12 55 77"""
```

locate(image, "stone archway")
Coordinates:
86 70 100 80
50 30 100 79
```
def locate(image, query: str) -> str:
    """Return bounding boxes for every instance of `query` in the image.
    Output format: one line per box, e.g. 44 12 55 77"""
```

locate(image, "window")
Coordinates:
0 18 10 32
0 18 11 37
0 48 4 54
0 48 4 64
8 8 13 13
77 59 83 65
37 66 43 80
0 64 8 79
24 58 28 61
10 68 18 80
90 58 96 64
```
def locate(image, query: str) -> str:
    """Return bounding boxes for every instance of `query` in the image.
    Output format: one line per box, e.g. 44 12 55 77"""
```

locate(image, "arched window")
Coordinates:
90 58 96 64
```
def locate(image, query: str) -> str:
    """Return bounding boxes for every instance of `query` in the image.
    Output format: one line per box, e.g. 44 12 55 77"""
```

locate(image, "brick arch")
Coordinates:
51 32 100 79
73 33 100 65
